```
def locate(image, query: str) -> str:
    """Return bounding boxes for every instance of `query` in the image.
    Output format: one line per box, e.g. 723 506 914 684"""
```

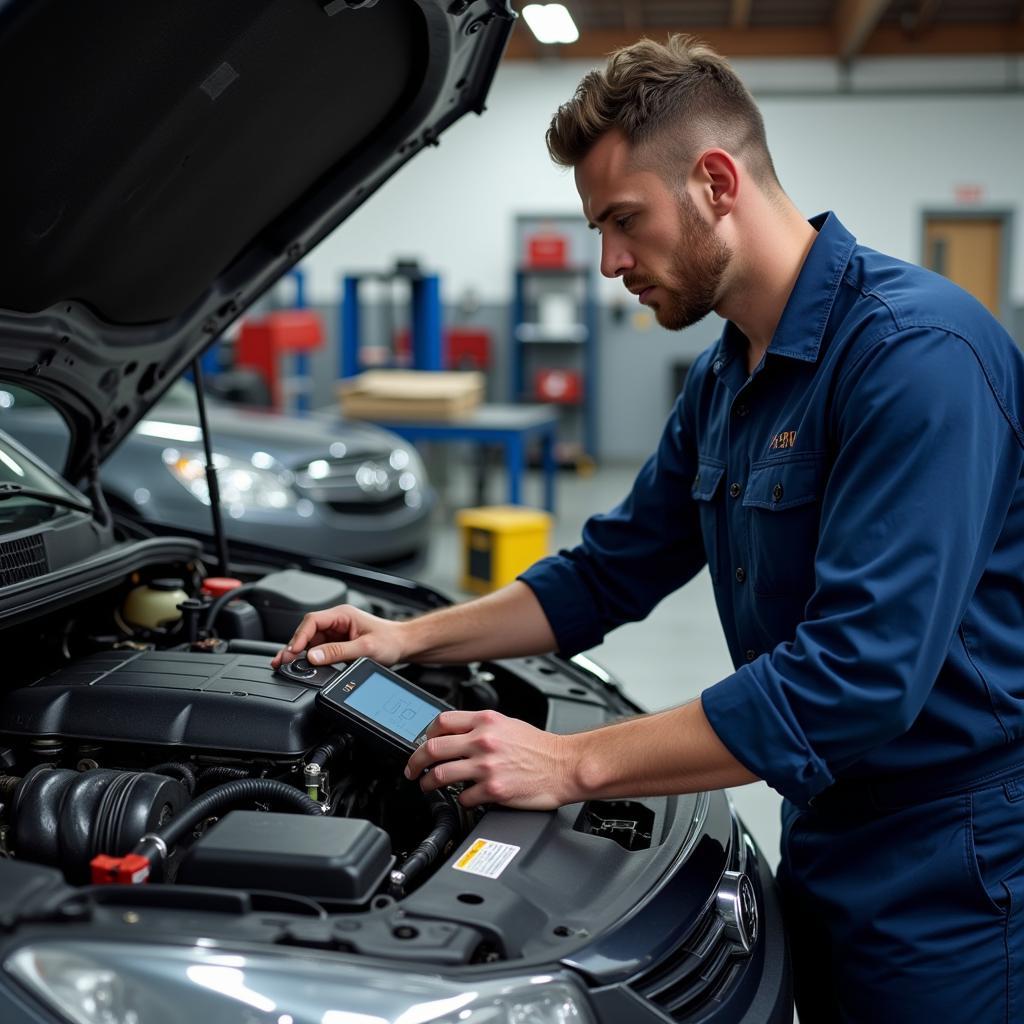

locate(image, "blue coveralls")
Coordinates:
520 212 1024 1021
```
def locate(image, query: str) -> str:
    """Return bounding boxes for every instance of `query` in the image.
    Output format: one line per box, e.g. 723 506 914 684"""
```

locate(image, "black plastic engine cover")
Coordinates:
177 811 393 904
0 650 328 757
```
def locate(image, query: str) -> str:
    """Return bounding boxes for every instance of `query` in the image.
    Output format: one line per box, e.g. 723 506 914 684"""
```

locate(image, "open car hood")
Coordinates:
0 0 514 484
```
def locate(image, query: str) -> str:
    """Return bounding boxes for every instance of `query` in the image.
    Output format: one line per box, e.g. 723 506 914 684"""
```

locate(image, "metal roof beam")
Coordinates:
730 0 752 31
501 22 1024 60
914 0 943 34
835 0 891 62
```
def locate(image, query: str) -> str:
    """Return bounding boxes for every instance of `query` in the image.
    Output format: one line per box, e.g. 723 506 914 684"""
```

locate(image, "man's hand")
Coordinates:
404 710 577 810
405 700 760 811
271 604 406 669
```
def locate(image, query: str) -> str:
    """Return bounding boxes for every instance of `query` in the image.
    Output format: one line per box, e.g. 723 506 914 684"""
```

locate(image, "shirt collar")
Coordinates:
713 211 856 375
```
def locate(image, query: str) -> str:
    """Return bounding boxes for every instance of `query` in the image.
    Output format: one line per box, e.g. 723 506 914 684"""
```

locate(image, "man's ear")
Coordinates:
694 149 739 217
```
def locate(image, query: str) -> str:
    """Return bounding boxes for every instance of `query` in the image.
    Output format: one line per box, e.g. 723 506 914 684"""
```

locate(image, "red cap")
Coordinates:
90 853 151 885
201 577 244 597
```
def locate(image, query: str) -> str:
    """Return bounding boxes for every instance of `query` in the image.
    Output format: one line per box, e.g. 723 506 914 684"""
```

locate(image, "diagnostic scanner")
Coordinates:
315 657 453 757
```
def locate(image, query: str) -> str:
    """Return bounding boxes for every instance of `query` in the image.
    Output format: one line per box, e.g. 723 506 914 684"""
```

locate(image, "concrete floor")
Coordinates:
417 455 784 872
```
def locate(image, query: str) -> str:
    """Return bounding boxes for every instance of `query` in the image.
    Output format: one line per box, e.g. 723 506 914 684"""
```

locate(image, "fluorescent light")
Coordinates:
138 420 203 442
522 3 579 44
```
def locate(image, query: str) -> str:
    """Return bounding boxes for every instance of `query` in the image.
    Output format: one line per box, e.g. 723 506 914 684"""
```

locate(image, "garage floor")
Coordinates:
417 456 784 872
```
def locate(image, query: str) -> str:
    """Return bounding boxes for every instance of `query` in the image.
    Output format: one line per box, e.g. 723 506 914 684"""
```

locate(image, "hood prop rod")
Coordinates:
81 452 112 529
191 357 230 574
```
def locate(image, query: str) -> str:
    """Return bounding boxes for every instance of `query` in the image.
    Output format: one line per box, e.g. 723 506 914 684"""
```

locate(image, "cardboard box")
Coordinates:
337 370 484 421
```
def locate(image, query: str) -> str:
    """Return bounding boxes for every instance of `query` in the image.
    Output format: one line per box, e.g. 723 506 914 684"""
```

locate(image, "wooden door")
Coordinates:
923 216 1003 316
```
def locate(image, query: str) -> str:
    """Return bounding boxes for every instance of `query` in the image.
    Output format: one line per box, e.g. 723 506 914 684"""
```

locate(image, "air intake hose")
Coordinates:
12 766 190 884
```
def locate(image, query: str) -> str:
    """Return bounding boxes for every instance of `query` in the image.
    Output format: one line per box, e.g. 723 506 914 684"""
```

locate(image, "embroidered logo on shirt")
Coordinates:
769 430 797 451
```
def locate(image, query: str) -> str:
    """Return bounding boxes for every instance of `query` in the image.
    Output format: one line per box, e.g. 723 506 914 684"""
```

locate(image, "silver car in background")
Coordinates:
0 380 434 570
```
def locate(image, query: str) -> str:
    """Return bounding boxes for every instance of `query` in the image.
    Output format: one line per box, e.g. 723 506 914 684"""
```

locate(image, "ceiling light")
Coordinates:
522 3 579 44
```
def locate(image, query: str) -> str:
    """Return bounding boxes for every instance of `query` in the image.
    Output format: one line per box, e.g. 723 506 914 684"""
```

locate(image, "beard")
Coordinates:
627 191 731 331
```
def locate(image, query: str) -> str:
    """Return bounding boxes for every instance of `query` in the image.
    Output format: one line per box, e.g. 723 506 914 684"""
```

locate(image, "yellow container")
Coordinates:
456 505 553 594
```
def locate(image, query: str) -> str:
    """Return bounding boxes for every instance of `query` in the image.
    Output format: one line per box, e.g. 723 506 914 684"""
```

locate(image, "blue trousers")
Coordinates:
778 769 1024 1022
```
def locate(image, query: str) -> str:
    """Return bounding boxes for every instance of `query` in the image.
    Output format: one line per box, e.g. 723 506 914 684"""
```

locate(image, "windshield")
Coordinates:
0 383 72 468
0 436 81 526
0 387 83 526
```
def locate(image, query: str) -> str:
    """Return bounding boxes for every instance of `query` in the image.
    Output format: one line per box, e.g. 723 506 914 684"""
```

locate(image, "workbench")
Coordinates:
370 404 559 513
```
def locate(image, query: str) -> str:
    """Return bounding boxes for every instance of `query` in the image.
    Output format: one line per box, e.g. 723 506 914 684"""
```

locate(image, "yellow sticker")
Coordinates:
452 838 520 879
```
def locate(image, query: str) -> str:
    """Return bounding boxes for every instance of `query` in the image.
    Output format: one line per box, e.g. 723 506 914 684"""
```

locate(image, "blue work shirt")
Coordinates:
520 212 1024 807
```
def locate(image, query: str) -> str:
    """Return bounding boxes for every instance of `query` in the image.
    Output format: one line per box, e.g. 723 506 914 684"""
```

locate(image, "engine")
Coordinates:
0 563 523 906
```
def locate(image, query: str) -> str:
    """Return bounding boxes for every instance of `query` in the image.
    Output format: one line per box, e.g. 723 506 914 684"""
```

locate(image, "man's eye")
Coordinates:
616 214 634 231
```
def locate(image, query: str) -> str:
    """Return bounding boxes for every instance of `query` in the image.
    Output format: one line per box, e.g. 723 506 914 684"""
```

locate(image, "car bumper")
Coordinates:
572 793 792 1024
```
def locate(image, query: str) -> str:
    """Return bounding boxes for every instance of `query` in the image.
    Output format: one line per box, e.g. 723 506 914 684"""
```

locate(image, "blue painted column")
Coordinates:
199 339 220 378
340 275 361 379
411 274 443 370
288 268 311 414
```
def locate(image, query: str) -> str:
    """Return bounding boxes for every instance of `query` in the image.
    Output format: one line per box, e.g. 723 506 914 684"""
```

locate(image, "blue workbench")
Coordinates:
370 404 559 513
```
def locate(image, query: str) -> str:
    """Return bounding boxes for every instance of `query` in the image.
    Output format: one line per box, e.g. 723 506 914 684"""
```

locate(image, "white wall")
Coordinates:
300 55 1024 307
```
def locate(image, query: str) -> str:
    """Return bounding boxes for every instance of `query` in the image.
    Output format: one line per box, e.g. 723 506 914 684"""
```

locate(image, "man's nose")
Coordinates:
600 237 634 279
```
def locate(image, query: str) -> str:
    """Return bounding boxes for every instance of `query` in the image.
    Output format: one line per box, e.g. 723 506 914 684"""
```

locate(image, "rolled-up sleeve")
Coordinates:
520 390 709 657
702 328 1019 806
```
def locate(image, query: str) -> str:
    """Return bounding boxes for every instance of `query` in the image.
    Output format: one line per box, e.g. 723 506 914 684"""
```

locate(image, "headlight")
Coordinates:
5 942 595 1024
389 446 425 489
163 448 295 516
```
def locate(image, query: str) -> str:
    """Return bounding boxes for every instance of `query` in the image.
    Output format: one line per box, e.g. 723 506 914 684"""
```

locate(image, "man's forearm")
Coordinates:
566 697 759 801
401 580 558 663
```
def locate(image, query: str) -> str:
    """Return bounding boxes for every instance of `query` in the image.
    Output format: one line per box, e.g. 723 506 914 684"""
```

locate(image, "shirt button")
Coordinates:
713 359 724 374
745 649 757 662
772 483 783 501
735 567 746 584
729 482 741 498
734 404 750 417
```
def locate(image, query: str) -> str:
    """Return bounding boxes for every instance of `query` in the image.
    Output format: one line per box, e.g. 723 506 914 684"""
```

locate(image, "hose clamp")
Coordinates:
138 833 169 862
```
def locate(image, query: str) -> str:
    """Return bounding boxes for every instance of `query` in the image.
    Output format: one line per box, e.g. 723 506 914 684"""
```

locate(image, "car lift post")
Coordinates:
289 268 312 414
338 265 443 377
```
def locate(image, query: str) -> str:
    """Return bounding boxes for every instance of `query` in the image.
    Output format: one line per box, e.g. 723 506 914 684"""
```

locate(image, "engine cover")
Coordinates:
0 650 326 758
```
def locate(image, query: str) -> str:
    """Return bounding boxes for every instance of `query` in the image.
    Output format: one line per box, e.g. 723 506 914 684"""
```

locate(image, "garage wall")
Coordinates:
291 54 1024 460
299 54 1024 307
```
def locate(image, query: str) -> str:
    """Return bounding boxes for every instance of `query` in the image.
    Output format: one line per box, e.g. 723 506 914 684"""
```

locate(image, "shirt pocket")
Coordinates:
691 458 725 584
742 451 826 598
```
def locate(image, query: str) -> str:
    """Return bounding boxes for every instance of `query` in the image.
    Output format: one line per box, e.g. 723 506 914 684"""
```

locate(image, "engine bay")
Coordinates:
0 534 707 977
0 553 559 909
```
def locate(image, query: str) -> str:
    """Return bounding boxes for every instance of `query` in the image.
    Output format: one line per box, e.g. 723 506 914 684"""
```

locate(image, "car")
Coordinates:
0 378 435 572
0 2 792 1023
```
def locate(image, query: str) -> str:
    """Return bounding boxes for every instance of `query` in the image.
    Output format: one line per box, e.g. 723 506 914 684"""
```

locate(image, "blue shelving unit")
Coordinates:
511 263 599 462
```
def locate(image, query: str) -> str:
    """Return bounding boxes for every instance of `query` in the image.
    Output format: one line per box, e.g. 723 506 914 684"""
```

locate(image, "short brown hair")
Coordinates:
546 34 779 190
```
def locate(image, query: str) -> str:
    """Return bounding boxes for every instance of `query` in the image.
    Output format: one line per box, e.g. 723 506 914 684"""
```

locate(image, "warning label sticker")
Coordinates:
452 838 520 879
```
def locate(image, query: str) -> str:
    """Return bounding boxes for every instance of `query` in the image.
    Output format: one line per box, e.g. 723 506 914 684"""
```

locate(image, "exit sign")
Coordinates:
954 184 985 204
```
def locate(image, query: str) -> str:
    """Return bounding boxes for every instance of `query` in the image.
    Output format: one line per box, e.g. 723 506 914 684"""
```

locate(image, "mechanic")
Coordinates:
273 36 1024 1022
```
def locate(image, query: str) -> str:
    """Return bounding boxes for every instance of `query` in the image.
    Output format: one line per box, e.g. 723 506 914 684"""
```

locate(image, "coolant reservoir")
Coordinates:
122 578 190 630
201 577 243 598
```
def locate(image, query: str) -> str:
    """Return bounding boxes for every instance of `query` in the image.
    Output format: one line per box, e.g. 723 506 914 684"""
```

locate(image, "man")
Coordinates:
273 36 1024 1021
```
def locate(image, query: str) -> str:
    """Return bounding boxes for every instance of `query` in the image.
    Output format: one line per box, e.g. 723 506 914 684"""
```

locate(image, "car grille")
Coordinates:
327 494 409 515
0 534 48 586
632 898 746 1021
